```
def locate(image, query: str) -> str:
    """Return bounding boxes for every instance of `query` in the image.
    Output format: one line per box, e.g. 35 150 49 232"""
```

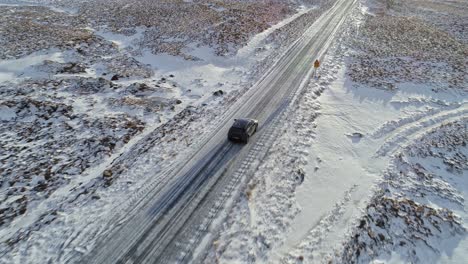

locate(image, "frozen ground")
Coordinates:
204 0 468 263
0 0 341 263
1 0 466 263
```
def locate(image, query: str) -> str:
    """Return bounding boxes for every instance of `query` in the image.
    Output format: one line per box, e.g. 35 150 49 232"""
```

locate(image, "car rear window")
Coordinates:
231 127 244 132
233 119 249 128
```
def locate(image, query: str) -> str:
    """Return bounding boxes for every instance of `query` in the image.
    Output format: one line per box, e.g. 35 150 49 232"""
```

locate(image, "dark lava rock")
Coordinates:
213 90 224 96
59 63 86 74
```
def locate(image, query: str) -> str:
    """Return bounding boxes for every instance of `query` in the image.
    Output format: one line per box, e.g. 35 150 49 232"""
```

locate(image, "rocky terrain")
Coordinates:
347 0 467 91
1 0 466 263
1 0 298 59
337 120 467 263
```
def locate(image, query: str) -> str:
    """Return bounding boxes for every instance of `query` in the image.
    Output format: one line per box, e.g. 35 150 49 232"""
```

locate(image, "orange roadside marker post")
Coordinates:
313 59 320 78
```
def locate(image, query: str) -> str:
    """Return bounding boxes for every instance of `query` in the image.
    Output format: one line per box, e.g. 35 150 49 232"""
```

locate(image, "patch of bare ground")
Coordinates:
390 0 468 43
0 6 91 59
347 0 468 90
74 0 294 57
339 196 464 263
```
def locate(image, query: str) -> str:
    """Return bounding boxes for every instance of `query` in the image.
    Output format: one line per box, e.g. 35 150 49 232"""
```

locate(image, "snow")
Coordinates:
0 73 14 83
0 51 64 83
279 66 392 257
334 119 467 263
136 50 242 102
93 27 145 50
0 105 16 121
91 26 249 106
235 5 315 61
1 0 467 263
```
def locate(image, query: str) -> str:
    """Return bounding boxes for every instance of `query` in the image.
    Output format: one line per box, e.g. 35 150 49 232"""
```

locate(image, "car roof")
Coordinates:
232 118 253 128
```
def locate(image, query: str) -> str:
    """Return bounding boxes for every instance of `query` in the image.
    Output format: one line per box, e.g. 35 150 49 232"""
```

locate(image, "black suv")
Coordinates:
228 118 258 143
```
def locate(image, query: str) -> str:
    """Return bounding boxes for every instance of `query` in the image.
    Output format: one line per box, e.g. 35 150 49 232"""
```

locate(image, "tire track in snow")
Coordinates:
375 104 468 157
370 103 464 139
